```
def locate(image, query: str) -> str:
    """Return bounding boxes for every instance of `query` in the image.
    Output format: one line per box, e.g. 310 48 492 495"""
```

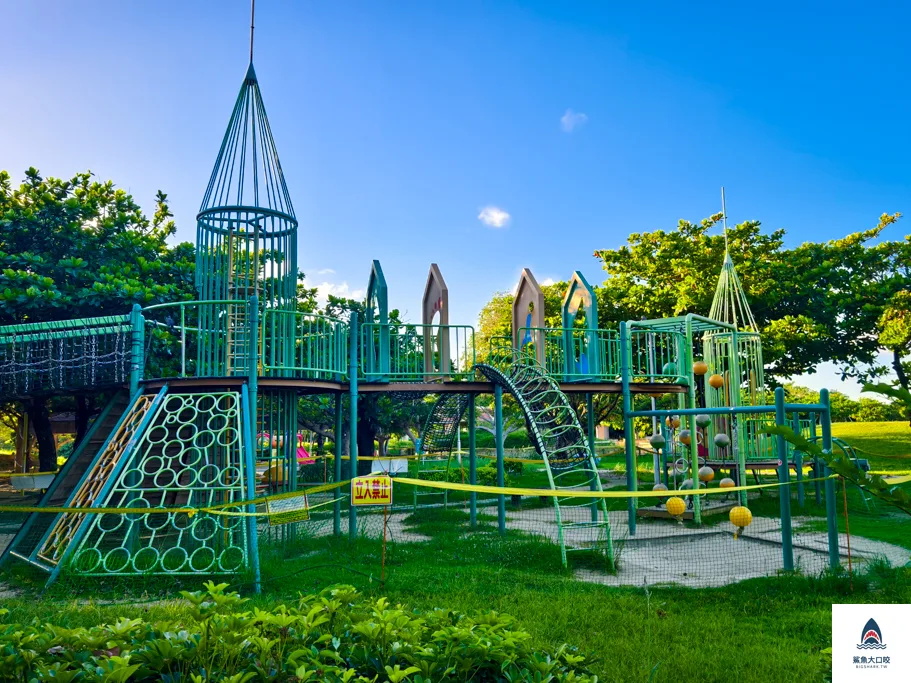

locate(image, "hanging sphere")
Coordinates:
666 497 686 517
652 483 668 492
679 429 692 446
719 477 736 489
698 465 715 483
730 506 753 528
693 360 708 376
649 433 666 449
708 374 725 389
714 433 731 448
680 478 695 490
671 416 681 429
663 362 677 375
695 414 712 428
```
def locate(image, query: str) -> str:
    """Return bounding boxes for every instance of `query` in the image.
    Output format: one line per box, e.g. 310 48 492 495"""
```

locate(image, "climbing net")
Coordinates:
0 316 132 399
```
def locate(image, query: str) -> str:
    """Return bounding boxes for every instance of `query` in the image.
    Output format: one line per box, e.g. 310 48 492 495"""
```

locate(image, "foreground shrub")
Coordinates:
0 581 597 682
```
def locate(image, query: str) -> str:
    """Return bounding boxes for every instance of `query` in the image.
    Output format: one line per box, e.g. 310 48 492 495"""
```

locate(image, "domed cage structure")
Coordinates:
195 63 298 377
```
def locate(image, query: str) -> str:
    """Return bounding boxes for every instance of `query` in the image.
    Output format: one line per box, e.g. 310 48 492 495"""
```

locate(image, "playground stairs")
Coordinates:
0 389 133 570
475 359 615 568
414 394 471 511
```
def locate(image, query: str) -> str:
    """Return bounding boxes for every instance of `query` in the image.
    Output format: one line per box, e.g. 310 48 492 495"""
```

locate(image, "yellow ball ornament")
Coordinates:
730 506 753 538
698 465 715 483
693 360 708 376
708 374 724 390
666 497 686 517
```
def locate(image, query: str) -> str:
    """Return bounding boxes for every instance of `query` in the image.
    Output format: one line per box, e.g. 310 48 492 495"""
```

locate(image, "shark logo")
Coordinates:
857 618 886 650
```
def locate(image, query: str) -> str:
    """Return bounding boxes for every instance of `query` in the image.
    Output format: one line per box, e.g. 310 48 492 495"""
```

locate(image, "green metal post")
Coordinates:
774 387 794 571
821 389 839 569
661 423 671 487
495 384 506 535
792 411 804 507
809 411 822 505
685 317 702 524
348 311 359 541
469 394 477 529
245 296 261 593
586 392 598 522
241 384 261 594
334 392 343 536
619 322 636 534
129 304 144 396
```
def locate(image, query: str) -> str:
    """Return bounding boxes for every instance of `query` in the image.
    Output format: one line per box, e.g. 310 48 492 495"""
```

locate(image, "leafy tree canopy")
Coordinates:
0 168 195 323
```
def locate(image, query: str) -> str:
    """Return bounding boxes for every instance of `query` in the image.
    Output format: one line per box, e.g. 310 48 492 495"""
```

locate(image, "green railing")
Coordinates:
144 300 251 379
626 328 688 383
261 309 348 380
516 327 622 382
361 323 476 381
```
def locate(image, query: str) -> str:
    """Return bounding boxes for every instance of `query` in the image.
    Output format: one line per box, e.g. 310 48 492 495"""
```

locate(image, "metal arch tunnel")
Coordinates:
416 358 616 568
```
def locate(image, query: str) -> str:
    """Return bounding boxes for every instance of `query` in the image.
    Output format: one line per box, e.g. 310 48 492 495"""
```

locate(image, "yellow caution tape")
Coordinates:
391 475 837 499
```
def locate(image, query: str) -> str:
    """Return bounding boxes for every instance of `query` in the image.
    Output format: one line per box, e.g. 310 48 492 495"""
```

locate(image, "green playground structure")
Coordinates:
0 48 847 591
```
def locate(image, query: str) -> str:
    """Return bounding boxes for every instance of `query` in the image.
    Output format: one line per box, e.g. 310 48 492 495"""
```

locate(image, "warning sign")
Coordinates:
351 475 393 506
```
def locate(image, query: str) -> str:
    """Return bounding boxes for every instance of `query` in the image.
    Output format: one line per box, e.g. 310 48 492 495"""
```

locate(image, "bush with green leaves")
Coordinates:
0 582 597 682
419 464 504 487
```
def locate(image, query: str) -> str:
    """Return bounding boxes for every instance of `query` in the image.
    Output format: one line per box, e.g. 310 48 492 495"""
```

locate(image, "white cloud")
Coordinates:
478 206 511 229
315 268 336 275
560 109 588 132
302 279 366 307
540 277 556 286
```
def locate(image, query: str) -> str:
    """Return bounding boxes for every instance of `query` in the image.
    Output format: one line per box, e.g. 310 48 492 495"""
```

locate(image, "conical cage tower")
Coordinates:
195 62 299 376
703 247 768 463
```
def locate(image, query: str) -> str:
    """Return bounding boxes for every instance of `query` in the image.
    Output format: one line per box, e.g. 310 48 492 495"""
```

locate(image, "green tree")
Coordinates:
0 168 195 470
592 213 910 382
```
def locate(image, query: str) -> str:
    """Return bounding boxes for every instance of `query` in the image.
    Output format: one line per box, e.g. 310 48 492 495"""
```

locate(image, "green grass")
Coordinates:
830 421 911 473
4 507 910 683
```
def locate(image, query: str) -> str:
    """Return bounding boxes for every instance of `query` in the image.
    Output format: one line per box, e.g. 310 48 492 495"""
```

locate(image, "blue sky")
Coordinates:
3 1 908 396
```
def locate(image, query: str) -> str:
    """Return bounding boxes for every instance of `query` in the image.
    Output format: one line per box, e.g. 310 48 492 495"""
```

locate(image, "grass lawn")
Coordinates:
4 507 910 683
830 421 911 473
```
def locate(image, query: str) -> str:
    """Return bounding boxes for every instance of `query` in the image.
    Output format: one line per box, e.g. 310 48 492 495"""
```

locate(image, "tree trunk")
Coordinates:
26 399 56 472
893 349 909 391
356 395 377 476
75 394 92 448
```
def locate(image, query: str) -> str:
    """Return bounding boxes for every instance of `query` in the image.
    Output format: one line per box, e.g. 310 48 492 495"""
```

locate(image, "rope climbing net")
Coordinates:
0 315 132 400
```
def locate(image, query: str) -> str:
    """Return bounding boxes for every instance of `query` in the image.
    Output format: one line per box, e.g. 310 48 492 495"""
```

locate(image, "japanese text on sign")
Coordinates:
351 475 393 506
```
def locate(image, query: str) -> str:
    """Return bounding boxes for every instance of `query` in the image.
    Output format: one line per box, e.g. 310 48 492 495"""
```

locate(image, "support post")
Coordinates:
821 389 839 569
334 392 343 536
661 422 671 488
774 387 794 571
348 311 359 541
619 322 636 534
792 411 804 507
245 296 261 593
809 411 822 505
586 392 598 522
495 384 506 535
685 316 701 524
241 384 261 594
469 394 477 529
129 303 144 397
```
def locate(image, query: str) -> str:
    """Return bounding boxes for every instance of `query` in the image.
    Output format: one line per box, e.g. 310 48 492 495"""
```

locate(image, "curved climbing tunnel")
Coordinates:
415 357 616 568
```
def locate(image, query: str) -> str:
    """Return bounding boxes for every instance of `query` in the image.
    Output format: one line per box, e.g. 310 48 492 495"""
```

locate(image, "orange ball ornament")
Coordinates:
693 360 708 376
708 374 724 390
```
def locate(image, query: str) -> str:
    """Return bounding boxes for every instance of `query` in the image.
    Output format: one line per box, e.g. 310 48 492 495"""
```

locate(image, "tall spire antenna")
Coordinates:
249 0 255 63
721 186 729 252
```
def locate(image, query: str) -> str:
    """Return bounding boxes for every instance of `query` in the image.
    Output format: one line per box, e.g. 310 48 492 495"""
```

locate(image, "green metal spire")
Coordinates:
708 251 758 332
195 61 298 312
